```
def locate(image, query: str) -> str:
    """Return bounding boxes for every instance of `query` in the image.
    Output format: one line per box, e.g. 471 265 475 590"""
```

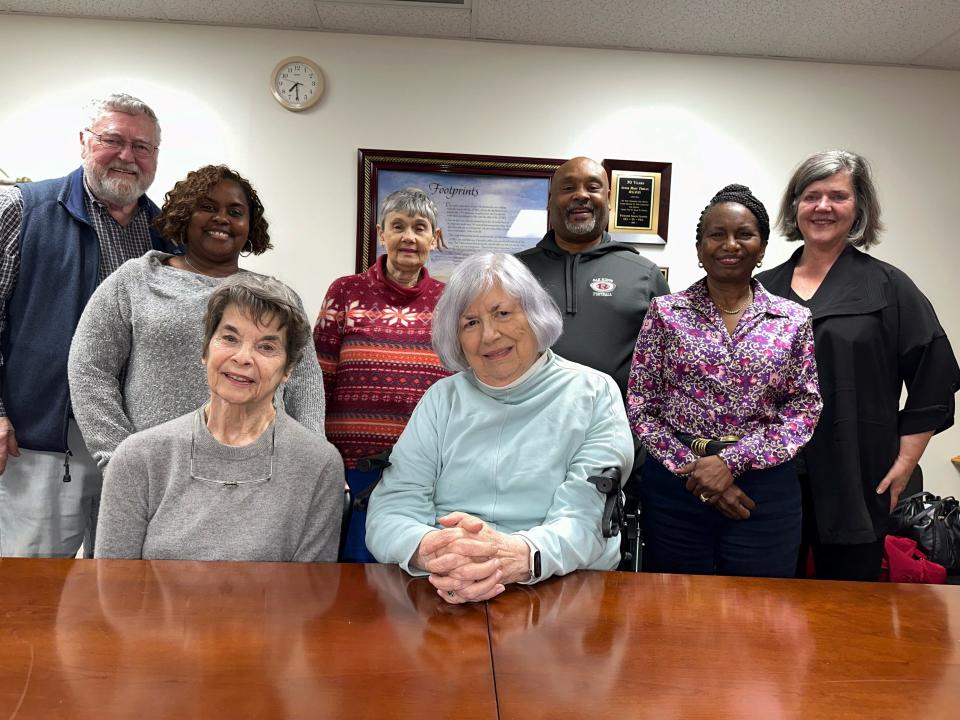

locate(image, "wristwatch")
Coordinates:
528 542 542 582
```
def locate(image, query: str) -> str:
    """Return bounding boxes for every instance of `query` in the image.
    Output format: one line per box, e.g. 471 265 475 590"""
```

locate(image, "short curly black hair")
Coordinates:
695 183 770 244
153 165 272 255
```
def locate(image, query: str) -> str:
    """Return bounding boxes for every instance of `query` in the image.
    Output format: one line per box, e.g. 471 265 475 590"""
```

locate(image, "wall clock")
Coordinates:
271 56 324 112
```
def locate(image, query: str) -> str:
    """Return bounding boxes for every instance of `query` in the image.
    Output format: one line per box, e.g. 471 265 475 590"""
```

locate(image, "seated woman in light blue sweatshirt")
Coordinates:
366 252 633 603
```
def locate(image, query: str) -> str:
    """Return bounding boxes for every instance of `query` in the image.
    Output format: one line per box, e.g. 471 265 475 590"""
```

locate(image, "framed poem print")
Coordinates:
602 158 672 245
357 149 565 279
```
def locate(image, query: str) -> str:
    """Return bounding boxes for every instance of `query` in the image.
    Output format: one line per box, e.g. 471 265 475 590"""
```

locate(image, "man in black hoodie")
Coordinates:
517 157 669 550
517 156 668 401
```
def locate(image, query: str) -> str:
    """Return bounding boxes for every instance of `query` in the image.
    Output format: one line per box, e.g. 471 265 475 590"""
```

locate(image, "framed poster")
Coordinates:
357 149 565 279
602 159 672 245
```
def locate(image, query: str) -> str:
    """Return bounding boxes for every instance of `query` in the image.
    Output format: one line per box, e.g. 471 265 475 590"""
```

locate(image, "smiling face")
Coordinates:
185 180 250 267
459 283 539 387
377 211 438 284
203 304 291 413
796 170 857 252
548 157 610 252
696 202 766 286
80 111 159 207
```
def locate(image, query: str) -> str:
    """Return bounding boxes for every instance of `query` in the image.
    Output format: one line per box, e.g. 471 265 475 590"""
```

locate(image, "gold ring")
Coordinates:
699 493 709 503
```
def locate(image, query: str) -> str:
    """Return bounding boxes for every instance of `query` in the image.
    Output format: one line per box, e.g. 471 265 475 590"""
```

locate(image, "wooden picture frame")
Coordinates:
356 149 565 276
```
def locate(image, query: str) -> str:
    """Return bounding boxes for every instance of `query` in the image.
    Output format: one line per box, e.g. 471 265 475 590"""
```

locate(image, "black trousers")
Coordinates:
796 472 884 582
640 456 800 578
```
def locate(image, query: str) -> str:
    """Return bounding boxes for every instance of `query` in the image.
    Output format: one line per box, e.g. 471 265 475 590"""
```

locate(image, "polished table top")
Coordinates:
2 559 959 720
0 560 496 720
489 571 960 720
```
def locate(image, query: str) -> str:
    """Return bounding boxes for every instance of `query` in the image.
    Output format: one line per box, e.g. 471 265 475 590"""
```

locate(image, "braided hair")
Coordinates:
695 184 770 243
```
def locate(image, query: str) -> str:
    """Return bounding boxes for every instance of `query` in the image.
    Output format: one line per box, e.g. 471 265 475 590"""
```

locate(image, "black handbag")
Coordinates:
889 492 960 573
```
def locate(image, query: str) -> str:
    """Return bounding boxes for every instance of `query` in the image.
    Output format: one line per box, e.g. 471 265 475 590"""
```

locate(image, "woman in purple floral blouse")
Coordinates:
627 184 822 578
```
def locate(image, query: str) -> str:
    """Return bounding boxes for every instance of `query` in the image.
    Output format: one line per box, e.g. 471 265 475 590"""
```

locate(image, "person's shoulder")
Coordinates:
846 249 929 303
421 274 446 291
277 411 340 462
858 251 914 285
103 250 169 292
876 260 938 313
552 352 609 378
328 271 362 289
0 185 24 210
404 371 468 411
425 370 466 395
515 245 545 261
601 245 666 284
325 269 372 297
17 172 71 196
755 281 811 322
613 247 658 271
124 250 166 276
648 287 689 312
114 412 191 460
550 353 620 396
773 297 812 324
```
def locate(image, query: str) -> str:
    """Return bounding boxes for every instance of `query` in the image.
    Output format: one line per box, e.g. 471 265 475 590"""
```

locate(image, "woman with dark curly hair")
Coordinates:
68 165 325 470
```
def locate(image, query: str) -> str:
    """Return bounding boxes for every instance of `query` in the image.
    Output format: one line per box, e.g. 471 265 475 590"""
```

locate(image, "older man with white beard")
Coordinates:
517 157 669 564
0 93 175 557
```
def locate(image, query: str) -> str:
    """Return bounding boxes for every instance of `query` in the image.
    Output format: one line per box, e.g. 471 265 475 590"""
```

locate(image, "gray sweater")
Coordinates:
94 406 344 562
68 251 325 467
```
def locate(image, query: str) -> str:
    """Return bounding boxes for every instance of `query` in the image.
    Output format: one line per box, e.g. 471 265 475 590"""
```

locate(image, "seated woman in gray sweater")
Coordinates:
95 274 344 562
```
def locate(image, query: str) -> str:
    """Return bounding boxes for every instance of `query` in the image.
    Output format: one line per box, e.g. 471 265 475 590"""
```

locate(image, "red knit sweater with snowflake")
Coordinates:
313 255 451 469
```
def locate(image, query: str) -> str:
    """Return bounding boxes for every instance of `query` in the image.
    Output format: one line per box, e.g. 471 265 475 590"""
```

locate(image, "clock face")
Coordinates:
272 57 324 111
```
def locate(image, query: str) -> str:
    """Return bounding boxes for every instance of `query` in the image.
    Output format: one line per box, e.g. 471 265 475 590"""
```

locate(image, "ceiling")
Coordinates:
2 0 960 70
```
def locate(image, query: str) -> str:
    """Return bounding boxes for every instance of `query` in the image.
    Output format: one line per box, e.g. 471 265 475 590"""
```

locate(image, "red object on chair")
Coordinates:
881 535 947 584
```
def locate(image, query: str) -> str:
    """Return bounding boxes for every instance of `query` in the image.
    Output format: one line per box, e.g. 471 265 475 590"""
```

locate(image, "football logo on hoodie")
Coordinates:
590 278 616 297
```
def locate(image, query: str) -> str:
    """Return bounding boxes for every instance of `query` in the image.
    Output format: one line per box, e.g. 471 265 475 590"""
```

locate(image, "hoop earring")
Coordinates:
239 239 253 258
697 261 703 268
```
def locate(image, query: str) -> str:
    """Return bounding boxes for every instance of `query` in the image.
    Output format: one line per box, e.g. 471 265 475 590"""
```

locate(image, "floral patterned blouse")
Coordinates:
627 278 822 477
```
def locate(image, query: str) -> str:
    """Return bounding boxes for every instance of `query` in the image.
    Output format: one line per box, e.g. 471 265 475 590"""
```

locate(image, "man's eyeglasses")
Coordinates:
84 128 158 159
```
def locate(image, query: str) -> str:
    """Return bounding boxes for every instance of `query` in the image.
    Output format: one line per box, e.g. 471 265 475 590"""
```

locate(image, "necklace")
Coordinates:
714 290 753 315
182 254 236 278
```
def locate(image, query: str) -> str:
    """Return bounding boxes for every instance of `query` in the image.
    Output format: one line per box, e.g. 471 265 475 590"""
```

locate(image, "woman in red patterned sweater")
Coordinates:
314 188 451 561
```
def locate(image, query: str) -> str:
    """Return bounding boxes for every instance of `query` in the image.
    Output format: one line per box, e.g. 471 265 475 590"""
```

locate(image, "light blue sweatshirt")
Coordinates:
366 350 633 582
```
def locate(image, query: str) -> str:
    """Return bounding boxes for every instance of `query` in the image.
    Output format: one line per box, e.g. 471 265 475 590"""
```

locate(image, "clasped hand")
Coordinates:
413 512 530 604
678 455 755 520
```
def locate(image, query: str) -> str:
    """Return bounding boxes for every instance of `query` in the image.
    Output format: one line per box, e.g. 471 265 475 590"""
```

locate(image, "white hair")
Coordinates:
432 252 563 372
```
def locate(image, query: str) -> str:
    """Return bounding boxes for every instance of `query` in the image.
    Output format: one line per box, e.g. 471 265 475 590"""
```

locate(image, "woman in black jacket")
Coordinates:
757 150 960 581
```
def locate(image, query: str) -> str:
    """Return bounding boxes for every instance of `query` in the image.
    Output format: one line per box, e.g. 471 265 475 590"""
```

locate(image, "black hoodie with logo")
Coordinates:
517 230 670 402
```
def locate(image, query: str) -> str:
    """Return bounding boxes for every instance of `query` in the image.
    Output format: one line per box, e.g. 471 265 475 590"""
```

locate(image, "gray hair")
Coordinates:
380 187 439 230
202 273 310 373
777 149 883 249
85 93 161 144
432 252 563 372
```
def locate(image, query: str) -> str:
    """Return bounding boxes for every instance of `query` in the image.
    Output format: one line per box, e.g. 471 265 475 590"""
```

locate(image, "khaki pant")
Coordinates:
0 420 101 558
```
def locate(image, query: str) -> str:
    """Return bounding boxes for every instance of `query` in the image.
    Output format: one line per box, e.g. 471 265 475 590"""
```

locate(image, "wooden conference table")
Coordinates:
1 560 958 720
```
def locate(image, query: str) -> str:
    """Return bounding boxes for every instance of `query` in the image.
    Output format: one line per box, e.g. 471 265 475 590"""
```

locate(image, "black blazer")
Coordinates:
757 245 959 543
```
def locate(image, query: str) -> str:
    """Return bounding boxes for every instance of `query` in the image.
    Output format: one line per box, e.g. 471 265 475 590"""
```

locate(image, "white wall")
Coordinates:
2 15 959 496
